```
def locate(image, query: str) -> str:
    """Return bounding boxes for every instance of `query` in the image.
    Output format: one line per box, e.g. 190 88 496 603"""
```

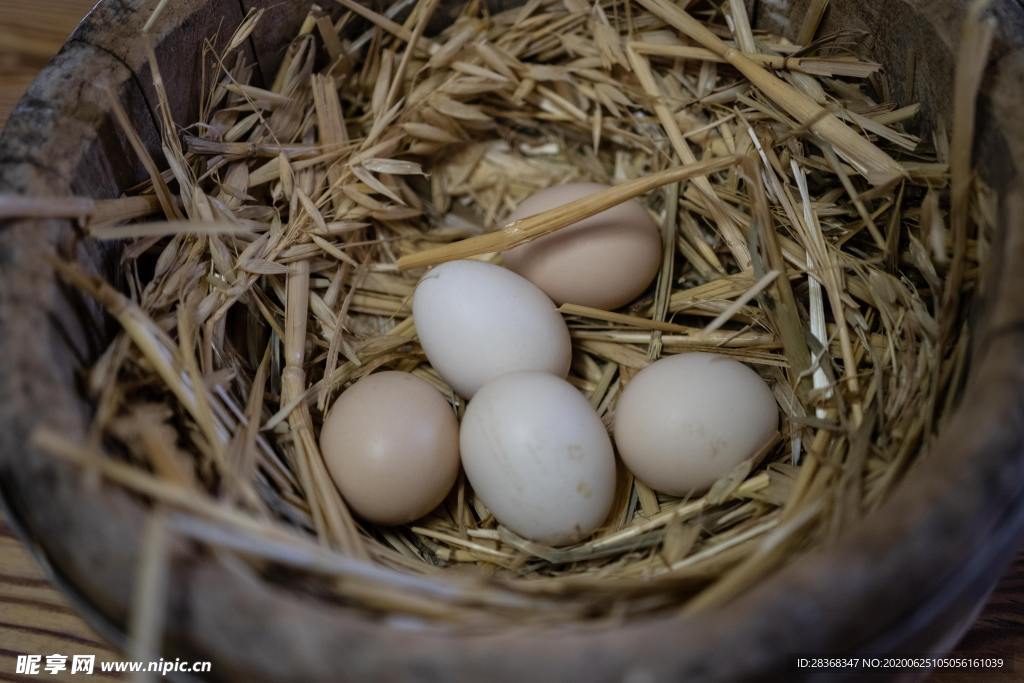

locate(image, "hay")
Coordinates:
15 0 996 626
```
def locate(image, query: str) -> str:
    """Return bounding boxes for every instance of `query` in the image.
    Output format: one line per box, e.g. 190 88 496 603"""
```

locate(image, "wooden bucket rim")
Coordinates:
2 0 1024 679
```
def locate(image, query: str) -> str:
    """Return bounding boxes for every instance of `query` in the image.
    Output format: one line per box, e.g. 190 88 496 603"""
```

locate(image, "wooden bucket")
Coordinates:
1 0 1023 680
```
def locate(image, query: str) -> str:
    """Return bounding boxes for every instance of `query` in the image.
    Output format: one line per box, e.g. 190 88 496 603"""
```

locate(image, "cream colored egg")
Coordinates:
459 371 617 546
412 259 572 398
319 371 460 525
502 182 662 310
613 353 778 496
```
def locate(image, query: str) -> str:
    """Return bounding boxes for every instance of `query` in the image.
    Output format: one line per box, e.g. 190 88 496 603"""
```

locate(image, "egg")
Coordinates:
613 353 778 496
459 372 616 545
319 371 460 525
501 182 663 310
413 259 572 398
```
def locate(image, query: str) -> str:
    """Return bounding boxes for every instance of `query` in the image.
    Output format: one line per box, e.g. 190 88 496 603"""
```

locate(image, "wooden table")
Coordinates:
0 2 1022 682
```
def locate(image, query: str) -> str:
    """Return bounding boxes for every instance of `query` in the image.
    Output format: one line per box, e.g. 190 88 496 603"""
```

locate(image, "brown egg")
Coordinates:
501 182 663 310
319 371 460 525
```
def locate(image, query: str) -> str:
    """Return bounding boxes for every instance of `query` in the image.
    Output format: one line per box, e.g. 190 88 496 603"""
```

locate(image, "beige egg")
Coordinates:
613 353 778 496
501 182 662 310
319 371 460 525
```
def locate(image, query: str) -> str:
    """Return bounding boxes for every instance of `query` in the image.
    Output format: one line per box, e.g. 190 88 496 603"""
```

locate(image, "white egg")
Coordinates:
613 352 778 496
413 259 572 398
460 372 617 545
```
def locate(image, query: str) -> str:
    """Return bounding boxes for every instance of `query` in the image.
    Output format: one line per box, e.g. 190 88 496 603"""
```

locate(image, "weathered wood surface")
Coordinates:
0 3 123 680
1 1 1024 682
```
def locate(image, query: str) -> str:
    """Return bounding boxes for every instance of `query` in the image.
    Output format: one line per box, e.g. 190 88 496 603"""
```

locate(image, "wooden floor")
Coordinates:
0 1 1022 682
0 524 122 683
0 0 98 128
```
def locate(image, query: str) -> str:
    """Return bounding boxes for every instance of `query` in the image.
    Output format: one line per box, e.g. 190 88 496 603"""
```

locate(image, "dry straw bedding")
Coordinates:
4 0 998 629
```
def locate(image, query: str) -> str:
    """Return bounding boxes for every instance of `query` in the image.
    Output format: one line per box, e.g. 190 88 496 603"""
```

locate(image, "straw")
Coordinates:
630 42 881 79
636 0 904 186
395 156 740 270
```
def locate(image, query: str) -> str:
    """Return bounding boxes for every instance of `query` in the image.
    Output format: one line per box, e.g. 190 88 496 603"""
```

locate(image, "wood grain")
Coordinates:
0 0 97 128
933 559 1024 682
0 524 121 682
0 1 1022 682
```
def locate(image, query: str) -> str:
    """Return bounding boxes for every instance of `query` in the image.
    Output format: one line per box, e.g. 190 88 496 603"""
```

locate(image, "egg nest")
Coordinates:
46 0 993 626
